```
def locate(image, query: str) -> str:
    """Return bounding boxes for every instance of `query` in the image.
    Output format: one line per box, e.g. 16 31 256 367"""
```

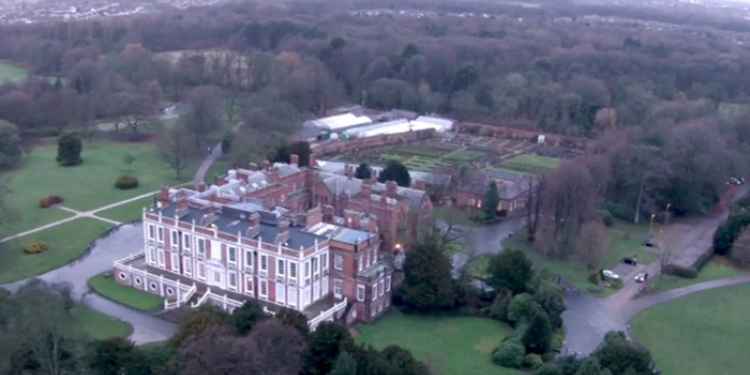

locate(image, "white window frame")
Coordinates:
197 238 206 256
197 262 206 279
171 230 179 249
149 247 157 265
386 275 391 292
228 246 237 264
334 254 344 271
245 277 254 294
259 280 268 298
157 227 164 243
183 233 191 249
304 261 310 278
171 252 179 272
357 284 365 302
312 257 319 275
148 225 155 240
277 259 285 276
357 255 363 272
157 250 165 267
260 255 268 272
334 279 343 298
245 250 253 268
228 271 238 289
320 253 328 271
379 278 384 297
371 285 377 302
289 262 297 278
183 258 193 276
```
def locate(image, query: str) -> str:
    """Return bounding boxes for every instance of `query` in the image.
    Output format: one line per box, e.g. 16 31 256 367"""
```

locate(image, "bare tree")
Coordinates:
526 175 545 242
576 220 609 269
158 124 193 180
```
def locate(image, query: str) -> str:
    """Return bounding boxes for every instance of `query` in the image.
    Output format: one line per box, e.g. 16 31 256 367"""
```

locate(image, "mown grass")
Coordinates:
0 218 113 284
0 61 28 83
501 154 560 174
648 257 747 293
71 304 133 340
357 309 518 375
96 195 155 223
631 284 750 375
89 273 163 312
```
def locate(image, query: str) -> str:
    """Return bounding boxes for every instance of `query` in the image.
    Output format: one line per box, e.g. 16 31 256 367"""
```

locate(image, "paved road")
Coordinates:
451 217 525 272
0 190 159 244
193 142 223 188
1 224 176 344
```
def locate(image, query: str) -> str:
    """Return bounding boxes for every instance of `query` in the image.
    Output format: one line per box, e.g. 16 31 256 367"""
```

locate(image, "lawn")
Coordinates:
357 310 517 375
648 257 747 293
97 195 155 223
0 218 112 284
502 221 653 295
501 154 560 174
631 284 750 375
2 140 190 235
0 61 28 83
70 304 133 340
89 273 163 312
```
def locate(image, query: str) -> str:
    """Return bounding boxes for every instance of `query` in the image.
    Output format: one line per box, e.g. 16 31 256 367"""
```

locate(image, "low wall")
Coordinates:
456 122 588 150
310 129 436 158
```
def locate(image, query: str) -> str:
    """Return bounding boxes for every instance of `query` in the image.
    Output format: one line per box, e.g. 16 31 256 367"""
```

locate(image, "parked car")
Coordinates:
602 269 620 280
622 256 638 266
634 272 649 283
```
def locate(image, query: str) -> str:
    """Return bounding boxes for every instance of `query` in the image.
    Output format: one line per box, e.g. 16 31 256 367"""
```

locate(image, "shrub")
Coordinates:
115 176 139 190
487 288 513 322
493 340 526 368
588 271 601 285
523 353 544 370
39 195 64 208
601 210 615 227
507 293 542 325
56 133 83 166
23 240 49 255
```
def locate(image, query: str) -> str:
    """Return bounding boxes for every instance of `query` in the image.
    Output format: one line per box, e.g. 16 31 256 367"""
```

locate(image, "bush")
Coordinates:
487 288 513 322
523 353 544 370
57 133 83 166
115 176 139 190
39 195 64 208
588 271 601 285
507 293 542 325
23 240 49 255
493 340 526 368
601 210 615 227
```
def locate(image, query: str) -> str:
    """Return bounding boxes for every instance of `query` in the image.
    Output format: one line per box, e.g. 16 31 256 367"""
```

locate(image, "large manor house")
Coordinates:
113 155 432 329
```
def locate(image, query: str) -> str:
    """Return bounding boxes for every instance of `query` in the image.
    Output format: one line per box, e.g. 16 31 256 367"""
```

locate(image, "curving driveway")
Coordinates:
1 224 176 344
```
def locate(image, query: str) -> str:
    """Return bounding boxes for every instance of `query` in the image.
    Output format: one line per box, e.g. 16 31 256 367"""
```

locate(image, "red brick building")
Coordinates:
113 156 431 328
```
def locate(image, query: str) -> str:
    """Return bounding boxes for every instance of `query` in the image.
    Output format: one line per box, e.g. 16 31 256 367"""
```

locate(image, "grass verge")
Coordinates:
89 273 164 312
96 195 155 223
501 154 560 174
0 61 28 83
648 257 747 293
71 304 133 340
357 309 517 375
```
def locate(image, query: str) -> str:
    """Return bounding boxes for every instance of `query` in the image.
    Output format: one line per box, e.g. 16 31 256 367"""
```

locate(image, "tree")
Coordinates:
378 160 411 187
355 162 373 180
526 176 545 242
507 293 543 325
275 307 310 336
303 322 354 375
86 337 138 375
231 300 267 335
381 345 430 375
272 141 312 167
576 220 609 270
483 182 500 221
533 283 566 329
329 351 358 375
593 332 655 375
0 120 22 169
575 358 613 375
171 305 229 347
158 124 193 180
522 311 553 354
182 85 224 150
487 249 534 295
396 235 456 312
493 340 526 369
56 133 83 166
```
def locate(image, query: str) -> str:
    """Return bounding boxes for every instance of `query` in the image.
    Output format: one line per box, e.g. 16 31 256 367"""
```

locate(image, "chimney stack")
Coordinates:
276 219 290 244
159 186 171 205
290 154 299 167
386 180 398 198
247 212 261 237
306 205 323 228
361 181 372 198
176 198 189 215
344 164 353 179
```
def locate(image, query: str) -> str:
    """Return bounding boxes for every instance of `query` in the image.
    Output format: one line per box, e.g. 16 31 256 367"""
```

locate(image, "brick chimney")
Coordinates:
159 186 171 205
361 181 372 198
176 198 189 215
290 154 299 167
262 160 271 170
386 180 398 198
246 212 261 238
344 209 361 229
306 205 323 228
276 219 290 244
322 204 335 223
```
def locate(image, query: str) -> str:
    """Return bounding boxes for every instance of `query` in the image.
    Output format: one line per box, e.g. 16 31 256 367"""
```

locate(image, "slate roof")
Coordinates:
307 222 374 245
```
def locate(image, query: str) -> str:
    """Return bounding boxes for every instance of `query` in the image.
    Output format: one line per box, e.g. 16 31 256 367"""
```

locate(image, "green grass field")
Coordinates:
357 310 517 375
502 221 653 295
2 141 190 235
89 274 163 312
631 284 750 375
0 218 113 284
97 195 155 223
71 304 133 340
649 257 747 293
501 154 560 174
0 61 28 83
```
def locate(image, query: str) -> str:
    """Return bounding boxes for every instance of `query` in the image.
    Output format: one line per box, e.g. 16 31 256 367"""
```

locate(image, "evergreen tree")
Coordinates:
378 160 411 187
522 311 553 354
56 133 83 166
355 162 373 179
0 120 22 169
397 235 456 311
487 249 534 295
230 300 267 335
303 322 354 375
329 352 358 375
483 181 500 220
275 307 310 336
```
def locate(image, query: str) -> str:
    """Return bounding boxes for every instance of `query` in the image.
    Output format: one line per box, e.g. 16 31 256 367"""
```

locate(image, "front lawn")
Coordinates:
96 195 156 223
631 284 750 375
501 154 560 174
0 218 112 284
3 140 190 235
0 61 28 83
648 257 747 293
357 310 517 375
70 304 133 340
89 274 163 312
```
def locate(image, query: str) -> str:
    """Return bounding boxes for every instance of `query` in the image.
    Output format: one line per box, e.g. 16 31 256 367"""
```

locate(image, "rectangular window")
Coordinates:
371 285 377 301
277 259 285 276
320 253 328 271
228 247 237 263
357 284 365 302
334 254 343 271
184 258 193 275
197 239 206 256
289 262 297 278
171 253 179 272
228 272 237 288
305 262 310 277
260 280 268 297
385 275 391 292
148 225 155 240
183 234 191 249
157 227 164 242
357 255 363 272
246 278 254 294
334 279 343 297
312 257 319 275
260 255 268 271
198 262 206 279
276 282 285 303
157 250 165 266
379 279 384 297
213 271 221 283
245 251 253 267
149 247 157 265
171 231 179 248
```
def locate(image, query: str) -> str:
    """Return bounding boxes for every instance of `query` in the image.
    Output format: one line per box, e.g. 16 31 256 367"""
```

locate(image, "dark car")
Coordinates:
622 257 638 266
